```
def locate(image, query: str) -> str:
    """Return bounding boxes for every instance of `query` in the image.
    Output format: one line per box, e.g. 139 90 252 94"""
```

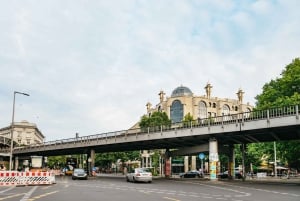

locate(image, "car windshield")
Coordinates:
137 168 150 173
74 169 85 173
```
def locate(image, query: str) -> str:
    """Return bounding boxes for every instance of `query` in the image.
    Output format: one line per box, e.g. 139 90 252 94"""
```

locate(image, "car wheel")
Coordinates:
126 177 130 182
133 177 136 183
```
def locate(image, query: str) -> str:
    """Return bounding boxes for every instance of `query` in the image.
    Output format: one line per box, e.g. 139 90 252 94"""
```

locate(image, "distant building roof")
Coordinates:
171 85 193 97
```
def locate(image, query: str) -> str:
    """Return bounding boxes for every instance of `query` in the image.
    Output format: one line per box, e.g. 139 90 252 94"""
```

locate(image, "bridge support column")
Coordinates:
184 156 189 172
14 156 19 171
87 149 95 176
90 149 95 175
191 156 196 170
164 149 171 178
228 144 235 179
209 138 219 180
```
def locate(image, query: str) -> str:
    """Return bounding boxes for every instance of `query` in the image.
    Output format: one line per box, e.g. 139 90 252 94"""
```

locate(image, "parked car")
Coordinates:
126 168 152 183
72 168 88 180
179 170 202 178
218 170 242 179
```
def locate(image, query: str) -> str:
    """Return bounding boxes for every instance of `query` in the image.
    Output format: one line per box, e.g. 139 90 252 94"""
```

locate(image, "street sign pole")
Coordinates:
199 153 205 176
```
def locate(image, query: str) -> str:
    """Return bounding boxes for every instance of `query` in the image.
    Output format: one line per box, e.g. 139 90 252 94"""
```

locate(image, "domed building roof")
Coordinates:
171 85 193 97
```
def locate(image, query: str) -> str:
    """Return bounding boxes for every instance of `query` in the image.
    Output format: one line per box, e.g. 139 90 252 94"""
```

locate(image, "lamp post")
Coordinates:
88 157 92 176
9 91 30 171
274 141 277 178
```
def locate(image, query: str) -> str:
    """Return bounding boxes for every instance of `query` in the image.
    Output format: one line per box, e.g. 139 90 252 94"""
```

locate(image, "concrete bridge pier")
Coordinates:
87 149 95 176
164 149 171 178
228 144 235 179
209 138 219 180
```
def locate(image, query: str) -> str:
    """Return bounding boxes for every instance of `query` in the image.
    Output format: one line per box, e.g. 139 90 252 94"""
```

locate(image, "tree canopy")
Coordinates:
248 58 300 169
255 58 300 109
139 111 171 130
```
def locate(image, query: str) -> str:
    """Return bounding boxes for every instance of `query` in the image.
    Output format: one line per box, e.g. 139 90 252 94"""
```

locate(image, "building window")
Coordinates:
235 106 238 111
198 101 207 119
170 100 183 123
244 108 251 118
222 104 231 121
26 139 31 145
222 104 230 116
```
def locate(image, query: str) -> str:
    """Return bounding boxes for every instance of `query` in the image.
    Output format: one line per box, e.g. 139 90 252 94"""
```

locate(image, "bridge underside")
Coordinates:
13 124 300 157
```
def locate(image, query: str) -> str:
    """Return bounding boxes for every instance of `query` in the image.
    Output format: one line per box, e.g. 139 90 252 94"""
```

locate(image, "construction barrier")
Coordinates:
0 171 56 186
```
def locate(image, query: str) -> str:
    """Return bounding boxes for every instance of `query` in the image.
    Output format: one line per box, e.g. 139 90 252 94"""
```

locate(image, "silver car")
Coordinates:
72 168 88 180
126 168 152 183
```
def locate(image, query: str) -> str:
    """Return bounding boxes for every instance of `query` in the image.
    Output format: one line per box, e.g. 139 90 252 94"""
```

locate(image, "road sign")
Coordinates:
198 153 205 160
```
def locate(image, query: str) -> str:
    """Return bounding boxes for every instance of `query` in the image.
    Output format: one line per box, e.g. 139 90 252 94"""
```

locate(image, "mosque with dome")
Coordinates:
137 83 254 173
144 83 253 123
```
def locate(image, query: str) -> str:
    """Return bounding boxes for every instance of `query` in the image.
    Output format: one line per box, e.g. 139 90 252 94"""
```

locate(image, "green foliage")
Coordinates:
95 151 140 167
183 113 194 127
139 111 171 131
252 58 300 168
255 58 300 109
47 155 67 168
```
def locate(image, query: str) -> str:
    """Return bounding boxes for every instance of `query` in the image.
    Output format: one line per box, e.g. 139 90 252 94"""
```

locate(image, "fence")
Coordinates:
0 171 55 186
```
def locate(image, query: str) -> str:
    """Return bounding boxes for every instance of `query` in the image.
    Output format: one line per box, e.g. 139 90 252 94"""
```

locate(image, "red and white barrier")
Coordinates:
0 171 56 186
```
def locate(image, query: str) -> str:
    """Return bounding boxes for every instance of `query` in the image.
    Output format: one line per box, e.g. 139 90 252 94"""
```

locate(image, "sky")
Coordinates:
0 0 299 142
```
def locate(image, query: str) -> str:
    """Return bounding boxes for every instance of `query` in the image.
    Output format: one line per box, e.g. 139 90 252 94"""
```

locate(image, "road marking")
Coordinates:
0 186 15 194
23 191 59 201
20 186 38 201
0 193 23 200
32 191 58 200
163 197 181 201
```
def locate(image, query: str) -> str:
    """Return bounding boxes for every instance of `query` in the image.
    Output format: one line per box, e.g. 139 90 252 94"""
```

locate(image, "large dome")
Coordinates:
171 85 193 97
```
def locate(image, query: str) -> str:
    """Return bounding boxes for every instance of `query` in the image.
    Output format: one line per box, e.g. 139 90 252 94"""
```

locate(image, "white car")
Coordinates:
126 168 152 183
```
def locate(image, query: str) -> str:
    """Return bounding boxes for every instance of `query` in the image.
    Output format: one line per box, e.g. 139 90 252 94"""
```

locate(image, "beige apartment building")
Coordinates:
0 120 45 146
139 83 253 173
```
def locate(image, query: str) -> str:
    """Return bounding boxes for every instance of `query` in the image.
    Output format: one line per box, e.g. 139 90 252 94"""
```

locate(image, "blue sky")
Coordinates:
1 0 299 141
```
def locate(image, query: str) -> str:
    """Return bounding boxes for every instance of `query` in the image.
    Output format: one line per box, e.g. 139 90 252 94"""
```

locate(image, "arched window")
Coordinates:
244 107 251 118
170 100 183 123
198 101 207 119
222 104 230 116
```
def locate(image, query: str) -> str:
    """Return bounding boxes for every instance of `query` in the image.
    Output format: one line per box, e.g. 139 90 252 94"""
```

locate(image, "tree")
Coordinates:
255 58 300 109
95 151 140 170
182 112 194 127
139 111 171 131
251 58 300 169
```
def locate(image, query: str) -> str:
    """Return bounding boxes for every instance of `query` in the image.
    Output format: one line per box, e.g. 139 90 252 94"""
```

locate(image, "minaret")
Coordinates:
205 82 213 99
146 102 152 113
237 88 244 104
158 90 165 103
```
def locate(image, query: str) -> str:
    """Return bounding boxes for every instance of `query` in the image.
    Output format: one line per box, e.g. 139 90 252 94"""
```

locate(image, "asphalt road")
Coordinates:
0 176 299 201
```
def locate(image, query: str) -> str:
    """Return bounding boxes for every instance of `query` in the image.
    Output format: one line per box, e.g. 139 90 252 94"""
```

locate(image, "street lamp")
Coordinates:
9 91 30 171
88 157 92 176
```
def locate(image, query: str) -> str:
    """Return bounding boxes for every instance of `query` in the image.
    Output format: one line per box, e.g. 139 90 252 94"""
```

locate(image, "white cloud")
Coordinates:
0 0 299 141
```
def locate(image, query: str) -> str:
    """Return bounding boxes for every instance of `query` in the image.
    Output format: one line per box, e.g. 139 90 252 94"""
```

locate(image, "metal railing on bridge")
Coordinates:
8 104 300 152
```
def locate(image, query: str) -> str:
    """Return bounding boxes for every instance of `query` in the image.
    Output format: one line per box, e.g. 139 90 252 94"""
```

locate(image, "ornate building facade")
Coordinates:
139 83 253 173
0 120 45 146
146 83 253 123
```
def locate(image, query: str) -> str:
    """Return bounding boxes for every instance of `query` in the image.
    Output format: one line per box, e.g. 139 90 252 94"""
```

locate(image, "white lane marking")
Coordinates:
19 186 38 201
0 186 15 194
